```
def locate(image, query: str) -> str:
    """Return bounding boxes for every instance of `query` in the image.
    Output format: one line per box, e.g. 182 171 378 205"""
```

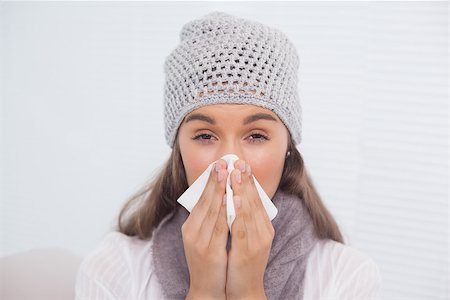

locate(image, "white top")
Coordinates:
75 231 382 299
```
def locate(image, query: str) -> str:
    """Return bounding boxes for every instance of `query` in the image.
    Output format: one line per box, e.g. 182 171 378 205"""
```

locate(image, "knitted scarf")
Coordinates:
151 188 320 300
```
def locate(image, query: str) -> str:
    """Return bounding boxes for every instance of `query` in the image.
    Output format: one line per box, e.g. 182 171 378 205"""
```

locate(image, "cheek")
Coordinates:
181 149 216 186
179 133 204 185
246 152 285 197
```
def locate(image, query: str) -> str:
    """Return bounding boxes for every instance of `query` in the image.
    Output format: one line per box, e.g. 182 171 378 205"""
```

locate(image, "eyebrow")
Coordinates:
184 112 278 125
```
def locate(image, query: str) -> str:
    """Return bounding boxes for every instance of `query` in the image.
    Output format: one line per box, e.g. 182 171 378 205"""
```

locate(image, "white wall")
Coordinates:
1 2 448 299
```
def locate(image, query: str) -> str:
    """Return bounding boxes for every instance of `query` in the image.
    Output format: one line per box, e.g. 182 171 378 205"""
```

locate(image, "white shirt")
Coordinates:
75 231 382 299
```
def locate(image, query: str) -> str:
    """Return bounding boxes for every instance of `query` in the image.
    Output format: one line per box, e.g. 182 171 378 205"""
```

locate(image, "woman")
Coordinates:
75 11 381 300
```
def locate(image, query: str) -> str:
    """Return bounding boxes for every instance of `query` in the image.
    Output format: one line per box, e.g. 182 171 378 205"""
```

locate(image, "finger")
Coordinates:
230 195 248 252
231 160 260 230
236 160 272 235
244 164 273 235
229 159 246 196
236 160 258 215
230 166 258 249
189 159 227 232
197 168 229 247
208 194 229 250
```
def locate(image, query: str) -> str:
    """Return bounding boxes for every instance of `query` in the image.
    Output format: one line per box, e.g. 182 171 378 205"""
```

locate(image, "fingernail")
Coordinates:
234 196 241 208
217 170 224 182
246 164 251 177
215 161 221 172
239 162 246 172
235 170 241 183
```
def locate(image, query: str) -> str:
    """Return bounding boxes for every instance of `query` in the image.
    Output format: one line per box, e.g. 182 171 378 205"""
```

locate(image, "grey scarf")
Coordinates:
151 188 320 300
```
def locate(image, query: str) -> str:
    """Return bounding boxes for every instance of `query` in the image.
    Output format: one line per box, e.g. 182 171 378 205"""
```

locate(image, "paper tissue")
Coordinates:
177 153 278 231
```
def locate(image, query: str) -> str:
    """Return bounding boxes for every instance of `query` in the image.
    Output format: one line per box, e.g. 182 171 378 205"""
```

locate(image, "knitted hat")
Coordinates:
163 11 302 148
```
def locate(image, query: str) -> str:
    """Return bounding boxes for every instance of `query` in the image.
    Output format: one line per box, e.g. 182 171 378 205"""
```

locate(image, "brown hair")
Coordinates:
116 131 345 244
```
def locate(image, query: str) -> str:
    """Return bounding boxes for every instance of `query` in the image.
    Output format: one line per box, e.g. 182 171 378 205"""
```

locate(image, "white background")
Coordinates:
1 1 448 299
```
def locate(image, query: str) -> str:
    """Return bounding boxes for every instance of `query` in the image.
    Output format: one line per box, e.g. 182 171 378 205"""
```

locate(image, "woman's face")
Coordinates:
177 104 289 200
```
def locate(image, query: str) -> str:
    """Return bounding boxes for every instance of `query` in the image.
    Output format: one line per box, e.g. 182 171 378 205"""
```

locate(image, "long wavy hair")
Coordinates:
115 128 344 244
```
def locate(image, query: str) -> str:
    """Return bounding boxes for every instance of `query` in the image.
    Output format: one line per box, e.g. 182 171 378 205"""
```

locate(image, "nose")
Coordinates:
218 145 245 168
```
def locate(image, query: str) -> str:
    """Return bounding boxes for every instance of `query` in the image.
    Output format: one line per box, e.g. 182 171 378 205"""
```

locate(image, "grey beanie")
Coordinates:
163 11 302 148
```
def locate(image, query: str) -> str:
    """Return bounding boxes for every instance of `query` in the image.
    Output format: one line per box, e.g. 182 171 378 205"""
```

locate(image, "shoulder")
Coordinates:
304 239 382 299
312 239 380 271
78 231 153 273
75 231 155 299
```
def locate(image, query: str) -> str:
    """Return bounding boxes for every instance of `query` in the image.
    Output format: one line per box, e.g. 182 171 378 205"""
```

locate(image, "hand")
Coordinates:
225 159 274 300
182 159 230 300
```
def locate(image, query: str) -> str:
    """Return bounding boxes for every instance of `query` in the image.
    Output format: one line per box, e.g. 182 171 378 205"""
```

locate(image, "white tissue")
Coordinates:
176 153 278 231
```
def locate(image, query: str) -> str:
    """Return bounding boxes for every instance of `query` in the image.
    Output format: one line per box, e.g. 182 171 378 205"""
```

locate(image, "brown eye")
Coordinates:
248 132 269 143
194 133 212 140
192 133 215 144
191 132 269 144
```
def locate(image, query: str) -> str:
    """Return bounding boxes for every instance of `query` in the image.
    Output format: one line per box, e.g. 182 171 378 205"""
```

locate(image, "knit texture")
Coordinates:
163 11 303 148
151 189 320 300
